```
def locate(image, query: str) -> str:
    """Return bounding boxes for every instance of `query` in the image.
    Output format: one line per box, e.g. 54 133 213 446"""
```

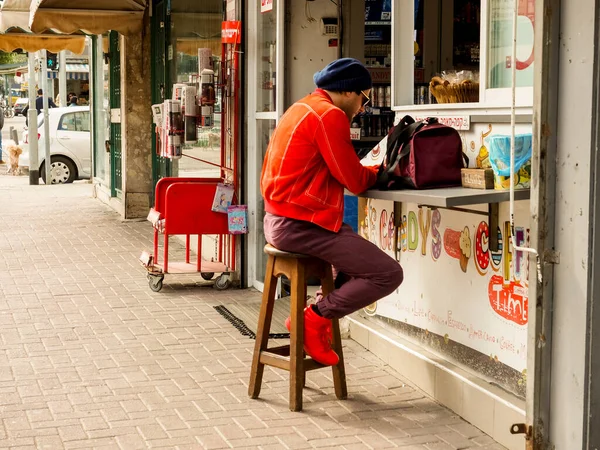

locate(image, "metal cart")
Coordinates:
140 177 234 292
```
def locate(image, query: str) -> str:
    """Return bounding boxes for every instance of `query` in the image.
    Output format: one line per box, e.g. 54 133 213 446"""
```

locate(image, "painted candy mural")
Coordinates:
357 197 530 372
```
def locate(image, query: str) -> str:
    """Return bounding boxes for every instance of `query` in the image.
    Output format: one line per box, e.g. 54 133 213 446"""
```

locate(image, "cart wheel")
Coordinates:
201 272 215 281
213 274 231 290
148 274 164 292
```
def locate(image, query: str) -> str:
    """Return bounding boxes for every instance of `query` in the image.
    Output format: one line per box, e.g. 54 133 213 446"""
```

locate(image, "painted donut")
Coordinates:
475 221 490 275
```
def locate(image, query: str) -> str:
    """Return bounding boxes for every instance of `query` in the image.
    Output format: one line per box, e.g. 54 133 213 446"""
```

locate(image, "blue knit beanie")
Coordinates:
313 58 372 92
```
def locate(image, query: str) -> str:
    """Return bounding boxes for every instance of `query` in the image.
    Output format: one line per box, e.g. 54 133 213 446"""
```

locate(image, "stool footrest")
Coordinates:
260 349 327 372
265 345 291 356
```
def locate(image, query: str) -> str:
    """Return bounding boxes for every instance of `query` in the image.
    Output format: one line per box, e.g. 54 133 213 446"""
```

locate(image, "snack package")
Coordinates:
211 183 234 213
227 205 248 234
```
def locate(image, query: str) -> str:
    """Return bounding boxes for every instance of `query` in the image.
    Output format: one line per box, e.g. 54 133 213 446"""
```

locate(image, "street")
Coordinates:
2 113 27 144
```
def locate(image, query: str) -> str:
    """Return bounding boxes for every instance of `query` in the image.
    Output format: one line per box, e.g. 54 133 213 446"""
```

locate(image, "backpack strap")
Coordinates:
385 119 425 172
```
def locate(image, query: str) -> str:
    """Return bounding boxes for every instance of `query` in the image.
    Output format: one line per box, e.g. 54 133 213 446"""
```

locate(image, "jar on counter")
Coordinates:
377 86 385 108
371 87 378 108
385 86 392 107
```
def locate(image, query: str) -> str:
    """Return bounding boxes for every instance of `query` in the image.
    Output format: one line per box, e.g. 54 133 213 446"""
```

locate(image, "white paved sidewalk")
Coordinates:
0 176 505 449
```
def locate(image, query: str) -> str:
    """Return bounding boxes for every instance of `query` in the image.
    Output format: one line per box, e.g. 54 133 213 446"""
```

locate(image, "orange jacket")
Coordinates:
260 89 377 232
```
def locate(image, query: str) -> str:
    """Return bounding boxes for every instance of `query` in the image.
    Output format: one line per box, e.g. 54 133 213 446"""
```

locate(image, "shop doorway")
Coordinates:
246 0 284 290
246 0 344 289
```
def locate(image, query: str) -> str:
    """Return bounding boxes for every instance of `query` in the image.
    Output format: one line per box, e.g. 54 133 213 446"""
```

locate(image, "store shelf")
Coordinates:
350 186 530 207
349 187 530 252
351 136 383 142
365 108 394 115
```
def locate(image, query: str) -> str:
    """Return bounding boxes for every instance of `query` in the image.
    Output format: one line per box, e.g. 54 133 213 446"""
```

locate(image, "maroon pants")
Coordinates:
263 213 404 319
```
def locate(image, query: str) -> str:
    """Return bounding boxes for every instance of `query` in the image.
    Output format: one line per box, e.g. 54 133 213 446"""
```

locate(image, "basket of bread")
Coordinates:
429 70 479 104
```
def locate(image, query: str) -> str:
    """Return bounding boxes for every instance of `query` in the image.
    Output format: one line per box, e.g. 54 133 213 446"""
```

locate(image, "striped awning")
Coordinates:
46 63 88 80
65 62 88 79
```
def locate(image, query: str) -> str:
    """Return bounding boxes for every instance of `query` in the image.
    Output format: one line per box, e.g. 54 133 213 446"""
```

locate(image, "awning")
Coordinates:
46 62 88 79
0 0 32 31
29 0 147 36
0 62 28 75
66 62 87 79
0 33 86 53
0 0 87 53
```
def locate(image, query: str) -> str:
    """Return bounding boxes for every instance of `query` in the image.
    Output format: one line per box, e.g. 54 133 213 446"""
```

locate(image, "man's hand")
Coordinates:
364 164 380 176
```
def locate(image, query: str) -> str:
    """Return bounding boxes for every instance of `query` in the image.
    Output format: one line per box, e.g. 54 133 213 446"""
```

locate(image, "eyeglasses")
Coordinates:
359 90 371 107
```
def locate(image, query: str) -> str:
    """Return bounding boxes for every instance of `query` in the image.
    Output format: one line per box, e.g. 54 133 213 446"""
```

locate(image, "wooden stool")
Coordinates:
248 244 347 411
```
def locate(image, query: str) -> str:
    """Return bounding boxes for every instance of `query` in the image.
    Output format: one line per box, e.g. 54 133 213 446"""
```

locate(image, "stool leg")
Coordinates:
321 266 348 400
248 255 277 399
331 319 348 400
289 262 306 411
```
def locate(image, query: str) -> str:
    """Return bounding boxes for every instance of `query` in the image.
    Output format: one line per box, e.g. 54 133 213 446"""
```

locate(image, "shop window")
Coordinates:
488 0 534 89
413 0 481 106
485 0 534 105
351 0 393 149
168 0 224 178
256 1 277 113
394 0 534 108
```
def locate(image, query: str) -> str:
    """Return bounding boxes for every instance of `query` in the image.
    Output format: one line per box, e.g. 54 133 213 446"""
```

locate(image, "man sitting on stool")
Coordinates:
260 58 404 366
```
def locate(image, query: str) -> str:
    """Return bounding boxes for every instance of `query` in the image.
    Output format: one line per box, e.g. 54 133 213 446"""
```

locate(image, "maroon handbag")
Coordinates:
376 115 467 190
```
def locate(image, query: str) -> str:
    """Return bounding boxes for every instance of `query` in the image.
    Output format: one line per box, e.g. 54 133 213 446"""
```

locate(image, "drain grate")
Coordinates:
214 305 290 339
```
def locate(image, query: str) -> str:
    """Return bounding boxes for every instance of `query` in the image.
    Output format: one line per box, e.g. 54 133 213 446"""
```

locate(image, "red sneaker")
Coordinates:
284 306 339 366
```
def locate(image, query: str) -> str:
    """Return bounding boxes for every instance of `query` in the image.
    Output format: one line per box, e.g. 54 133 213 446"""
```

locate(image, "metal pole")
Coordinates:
527 0 560 446
41 51 51 184
27 52 39 185
59 51 66 107
585 0 600 446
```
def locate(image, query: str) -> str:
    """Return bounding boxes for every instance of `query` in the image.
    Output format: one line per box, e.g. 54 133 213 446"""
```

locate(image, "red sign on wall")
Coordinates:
222 21 242 44
261 0 273 13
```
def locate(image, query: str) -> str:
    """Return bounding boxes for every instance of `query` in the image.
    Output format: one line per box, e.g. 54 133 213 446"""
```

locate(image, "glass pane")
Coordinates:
255 119 276 283
413 0 481 105
256 1 277 112
79 112 91 132
169 2 224 178
60 113 76 131
488 0 535 89
92 35 109 182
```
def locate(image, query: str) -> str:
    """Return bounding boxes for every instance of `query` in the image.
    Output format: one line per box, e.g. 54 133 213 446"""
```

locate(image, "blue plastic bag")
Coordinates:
488 134 532 176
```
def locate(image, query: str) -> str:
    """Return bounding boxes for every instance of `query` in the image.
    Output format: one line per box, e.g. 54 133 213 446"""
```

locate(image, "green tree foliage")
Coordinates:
0 51 27 65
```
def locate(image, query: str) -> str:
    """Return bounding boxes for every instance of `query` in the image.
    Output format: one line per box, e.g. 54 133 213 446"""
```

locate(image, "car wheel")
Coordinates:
40 156 77 184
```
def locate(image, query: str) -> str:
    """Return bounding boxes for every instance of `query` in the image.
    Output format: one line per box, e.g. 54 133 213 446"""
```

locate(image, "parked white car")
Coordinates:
22 106 91 184
13 98 28 116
